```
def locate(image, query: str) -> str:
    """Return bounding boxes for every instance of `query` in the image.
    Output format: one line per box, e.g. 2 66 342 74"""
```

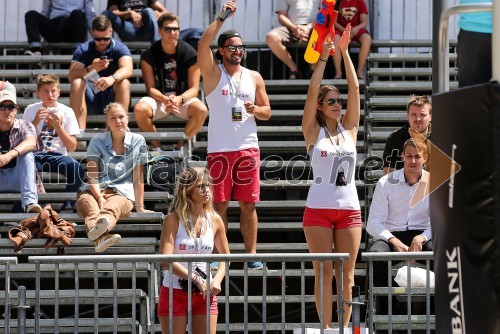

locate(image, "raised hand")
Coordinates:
339 23 352 53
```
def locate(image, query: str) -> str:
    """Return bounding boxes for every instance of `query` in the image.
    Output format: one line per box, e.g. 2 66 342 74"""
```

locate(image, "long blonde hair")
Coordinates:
170 167 215 237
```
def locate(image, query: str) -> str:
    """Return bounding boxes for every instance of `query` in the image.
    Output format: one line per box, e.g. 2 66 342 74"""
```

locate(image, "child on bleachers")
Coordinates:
23 73 84 212
76 102 151 253
158 167 229 334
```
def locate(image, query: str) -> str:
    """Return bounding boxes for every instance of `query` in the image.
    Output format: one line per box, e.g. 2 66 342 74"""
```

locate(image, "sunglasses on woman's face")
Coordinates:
323 98 343 106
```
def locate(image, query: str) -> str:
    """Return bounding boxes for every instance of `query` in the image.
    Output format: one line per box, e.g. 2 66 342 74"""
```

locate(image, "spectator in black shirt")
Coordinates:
382 95 431 174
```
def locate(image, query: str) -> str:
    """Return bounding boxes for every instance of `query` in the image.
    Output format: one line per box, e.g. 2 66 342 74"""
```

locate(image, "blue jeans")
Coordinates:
102 8 160 44
35 152 84 192
0 152 38 210
85 86 115 115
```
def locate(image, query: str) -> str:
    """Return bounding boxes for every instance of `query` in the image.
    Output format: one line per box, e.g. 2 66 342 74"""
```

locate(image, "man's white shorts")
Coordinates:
138 96 200 121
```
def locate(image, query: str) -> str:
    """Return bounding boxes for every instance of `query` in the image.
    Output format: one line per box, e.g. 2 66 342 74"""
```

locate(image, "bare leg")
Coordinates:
239 201 258 254
333 227 362 327
304 226 334 328
158 315 187 334
266 30 299 75
113 79 131 111
184 101 208 139
133 101 161 148
333 34 343 79
356 33 372 79
192 314 218 334
70 78 87 129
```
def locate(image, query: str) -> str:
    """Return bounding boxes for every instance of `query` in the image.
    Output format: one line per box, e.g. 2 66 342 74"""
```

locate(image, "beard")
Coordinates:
224 54 242 65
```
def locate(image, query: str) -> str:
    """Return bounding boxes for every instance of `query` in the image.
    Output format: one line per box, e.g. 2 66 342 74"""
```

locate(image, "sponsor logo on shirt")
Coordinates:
179 244 186 250
222 88 228 95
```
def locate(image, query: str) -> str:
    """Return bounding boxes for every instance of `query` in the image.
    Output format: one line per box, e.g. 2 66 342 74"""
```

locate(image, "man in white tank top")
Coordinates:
198 0 271 269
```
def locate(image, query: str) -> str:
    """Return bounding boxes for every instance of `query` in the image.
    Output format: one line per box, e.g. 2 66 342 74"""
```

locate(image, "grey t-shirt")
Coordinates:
275 0 319 25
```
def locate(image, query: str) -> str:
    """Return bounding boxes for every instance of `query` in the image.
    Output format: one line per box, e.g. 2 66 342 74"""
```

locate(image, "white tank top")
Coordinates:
162 213 214 289
205 64 259 153
305 125 360 210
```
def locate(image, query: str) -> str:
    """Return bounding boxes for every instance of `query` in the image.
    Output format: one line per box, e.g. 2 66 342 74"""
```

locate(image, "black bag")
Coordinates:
146 155 178 192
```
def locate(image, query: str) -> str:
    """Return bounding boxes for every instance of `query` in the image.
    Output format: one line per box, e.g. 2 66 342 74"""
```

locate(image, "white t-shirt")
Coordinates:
23 102 79 155
275 0 319 25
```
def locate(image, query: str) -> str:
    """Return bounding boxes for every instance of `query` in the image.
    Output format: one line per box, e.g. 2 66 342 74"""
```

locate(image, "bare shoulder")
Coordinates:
163 211 180 231
211 212 225 232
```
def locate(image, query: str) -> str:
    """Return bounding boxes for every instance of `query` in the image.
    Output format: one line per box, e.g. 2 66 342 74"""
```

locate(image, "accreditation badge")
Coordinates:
232 106 243 122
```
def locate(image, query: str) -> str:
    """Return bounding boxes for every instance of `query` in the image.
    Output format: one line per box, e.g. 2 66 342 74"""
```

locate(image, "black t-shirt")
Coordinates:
382 123 431 170
0 129 16 169
107 0 157 13
140 39 197 96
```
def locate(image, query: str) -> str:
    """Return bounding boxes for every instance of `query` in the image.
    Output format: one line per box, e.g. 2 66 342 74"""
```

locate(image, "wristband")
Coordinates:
134 204 144 208
12 148 20 157
319 58 328 63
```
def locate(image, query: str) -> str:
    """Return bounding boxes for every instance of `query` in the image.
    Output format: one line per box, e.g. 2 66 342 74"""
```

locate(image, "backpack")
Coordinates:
145 154 179 193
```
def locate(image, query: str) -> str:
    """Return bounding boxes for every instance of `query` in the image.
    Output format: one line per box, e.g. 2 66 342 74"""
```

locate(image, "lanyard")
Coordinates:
323 125 345 155
189 212 207 254
221 64 243 99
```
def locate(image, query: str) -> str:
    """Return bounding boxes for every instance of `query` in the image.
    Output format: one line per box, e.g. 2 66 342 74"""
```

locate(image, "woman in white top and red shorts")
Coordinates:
301 24 362 329
158 167 230 334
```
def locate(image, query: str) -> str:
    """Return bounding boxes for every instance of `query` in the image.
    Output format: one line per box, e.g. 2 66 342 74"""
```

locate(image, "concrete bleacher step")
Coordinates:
0 318 140 333
0 193 170 203
367 81 458 93
369 53 457 62
369 67 458 77
0 238 158 255
372 315 436 329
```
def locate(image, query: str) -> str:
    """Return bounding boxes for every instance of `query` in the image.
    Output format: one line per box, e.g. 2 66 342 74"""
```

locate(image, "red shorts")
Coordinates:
303 207 362 229
157 285 218 316
207 148 260 203
335 28 370 43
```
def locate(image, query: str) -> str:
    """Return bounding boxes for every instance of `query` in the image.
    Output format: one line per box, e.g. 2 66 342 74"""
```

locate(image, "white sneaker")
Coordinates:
25 203 42 213
24 50 42 56
94 233 121 253
87 216 110 241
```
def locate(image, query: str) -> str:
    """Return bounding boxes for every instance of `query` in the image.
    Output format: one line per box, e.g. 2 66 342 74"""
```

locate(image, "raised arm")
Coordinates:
302 36 335 146
339 24 360 136
197 1 237 94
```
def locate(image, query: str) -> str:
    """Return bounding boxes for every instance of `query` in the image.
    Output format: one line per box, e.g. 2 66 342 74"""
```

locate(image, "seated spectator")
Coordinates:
158 166 229 334
24 0 96 56
367 138 433 289
102 0 168 44
76 102 150 252
333 0 371 79
266 0 318 79
23 73 84 213
0 81 43 213
382 95 432 174
69 15 133 131
133 13 207 152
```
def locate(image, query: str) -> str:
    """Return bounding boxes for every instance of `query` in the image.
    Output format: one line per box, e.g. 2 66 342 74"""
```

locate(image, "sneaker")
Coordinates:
248 261 264 270
25 203 42 213
210 262 219 270
87 216 110 241
24 50 42 56
94 233 121 253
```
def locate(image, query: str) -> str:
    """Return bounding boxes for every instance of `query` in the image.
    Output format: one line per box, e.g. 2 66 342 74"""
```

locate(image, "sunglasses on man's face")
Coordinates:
323 98 344 106
0 104 17 111
94 37 111 42
161 27 180 33
223 44 246 52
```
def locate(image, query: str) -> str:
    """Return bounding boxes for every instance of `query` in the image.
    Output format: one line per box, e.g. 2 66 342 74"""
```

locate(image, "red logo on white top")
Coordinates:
222 88 228 95
321 151 327 157
179 244 186 250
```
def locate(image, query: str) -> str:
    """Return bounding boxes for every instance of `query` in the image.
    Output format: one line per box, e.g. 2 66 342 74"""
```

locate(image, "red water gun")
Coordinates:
304 0 343 64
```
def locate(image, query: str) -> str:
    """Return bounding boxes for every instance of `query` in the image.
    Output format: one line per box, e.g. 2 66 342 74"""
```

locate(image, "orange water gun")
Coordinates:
304 0 342 64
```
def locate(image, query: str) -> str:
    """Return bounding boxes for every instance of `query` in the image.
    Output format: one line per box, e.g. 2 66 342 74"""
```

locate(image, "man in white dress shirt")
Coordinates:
367 137 433 288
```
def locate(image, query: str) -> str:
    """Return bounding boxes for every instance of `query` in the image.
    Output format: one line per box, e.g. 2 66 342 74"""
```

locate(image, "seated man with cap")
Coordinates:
0 81 43 213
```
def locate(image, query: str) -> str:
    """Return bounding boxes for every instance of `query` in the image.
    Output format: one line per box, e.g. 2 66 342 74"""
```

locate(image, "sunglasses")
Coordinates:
94 37 111 42
0 104 17 111
223 44 246 52
322 98 343 106
161 27 179 33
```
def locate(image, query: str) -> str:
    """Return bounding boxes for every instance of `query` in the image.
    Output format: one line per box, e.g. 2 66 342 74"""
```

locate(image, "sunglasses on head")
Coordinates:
94 36 111 42
161 27 180 33
223 44 246 52
0 104 17 111
323 98 343 106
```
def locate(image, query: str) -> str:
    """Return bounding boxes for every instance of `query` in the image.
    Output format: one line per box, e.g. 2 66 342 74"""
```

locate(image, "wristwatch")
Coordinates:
181 96 187 104
112 73 119 81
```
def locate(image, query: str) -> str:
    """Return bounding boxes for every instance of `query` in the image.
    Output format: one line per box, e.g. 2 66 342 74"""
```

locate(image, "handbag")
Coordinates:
145 154 178 193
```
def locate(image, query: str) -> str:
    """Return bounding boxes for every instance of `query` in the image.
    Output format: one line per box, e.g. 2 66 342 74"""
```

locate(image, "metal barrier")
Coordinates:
0 257 18 334
24 253 350 334
362 251 434 334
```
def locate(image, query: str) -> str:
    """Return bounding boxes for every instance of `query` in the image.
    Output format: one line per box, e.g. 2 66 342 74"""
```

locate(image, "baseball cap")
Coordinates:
0 81 17 104
215 29 242 60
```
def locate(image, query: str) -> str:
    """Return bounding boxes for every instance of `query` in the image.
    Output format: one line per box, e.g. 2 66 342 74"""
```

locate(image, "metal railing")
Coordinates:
21 253 350 334
0 257 18 334
362 251 434 334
